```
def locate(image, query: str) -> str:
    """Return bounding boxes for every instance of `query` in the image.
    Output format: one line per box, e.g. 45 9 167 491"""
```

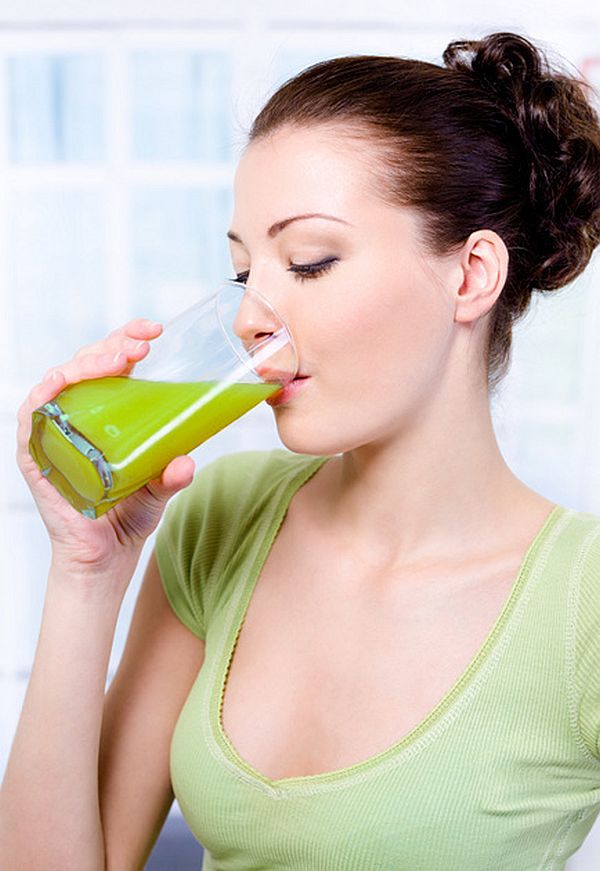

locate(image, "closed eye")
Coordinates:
231 257 339 285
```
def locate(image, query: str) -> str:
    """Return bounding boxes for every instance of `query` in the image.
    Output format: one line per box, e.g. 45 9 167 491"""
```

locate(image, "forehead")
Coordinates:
232 125 379 222
229 123 426 252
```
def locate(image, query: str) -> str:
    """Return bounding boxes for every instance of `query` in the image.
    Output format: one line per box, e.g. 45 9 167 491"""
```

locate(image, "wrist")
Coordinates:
47 553 137 607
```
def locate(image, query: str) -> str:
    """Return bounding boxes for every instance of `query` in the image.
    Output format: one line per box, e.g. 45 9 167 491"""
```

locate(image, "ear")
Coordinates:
453 230 508 325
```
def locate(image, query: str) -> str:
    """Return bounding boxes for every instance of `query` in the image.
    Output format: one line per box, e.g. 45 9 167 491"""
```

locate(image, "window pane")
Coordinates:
272 49 336 89
510 283 588 406
131 186 232 321
131 51 232 161
8 54 106 163
8 189 108 382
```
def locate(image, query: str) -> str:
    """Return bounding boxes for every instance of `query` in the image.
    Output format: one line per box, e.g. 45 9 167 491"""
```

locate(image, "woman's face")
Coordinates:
228 124 462 456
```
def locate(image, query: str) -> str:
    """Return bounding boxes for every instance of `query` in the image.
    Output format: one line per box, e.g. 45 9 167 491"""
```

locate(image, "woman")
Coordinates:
2 30 600 870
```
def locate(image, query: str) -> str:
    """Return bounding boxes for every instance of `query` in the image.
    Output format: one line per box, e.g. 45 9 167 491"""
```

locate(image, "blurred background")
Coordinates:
0 1 599 868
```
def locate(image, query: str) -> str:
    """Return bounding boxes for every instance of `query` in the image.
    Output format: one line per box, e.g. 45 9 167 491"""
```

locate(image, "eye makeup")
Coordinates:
232 256 339 285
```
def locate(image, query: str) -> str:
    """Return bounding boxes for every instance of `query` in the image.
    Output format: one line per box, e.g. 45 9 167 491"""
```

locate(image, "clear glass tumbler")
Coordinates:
29 280 297 518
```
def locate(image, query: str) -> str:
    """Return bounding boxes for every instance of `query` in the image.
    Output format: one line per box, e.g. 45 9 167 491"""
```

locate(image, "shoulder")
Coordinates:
177 446 323 501
553 508 600 623
154 448 327 638
563 508 600 760
160 447 326 537
548 507 600 578
520 505 600 613
558 507 600 558
197 446 318 491
568 508 600 584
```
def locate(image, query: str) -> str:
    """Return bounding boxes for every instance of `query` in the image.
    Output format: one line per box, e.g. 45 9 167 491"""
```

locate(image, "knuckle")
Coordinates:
80 353 98 372
29 383 46 405
123 336 140 352
110 323 133 341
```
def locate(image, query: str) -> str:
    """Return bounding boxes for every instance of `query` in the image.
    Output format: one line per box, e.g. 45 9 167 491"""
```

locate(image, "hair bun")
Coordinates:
443 32 542 104
443 32 600 291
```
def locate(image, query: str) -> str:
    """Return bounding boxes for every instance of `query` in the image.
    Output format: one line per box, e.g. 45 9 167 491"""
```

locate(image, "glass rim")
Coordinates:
216 278 299 384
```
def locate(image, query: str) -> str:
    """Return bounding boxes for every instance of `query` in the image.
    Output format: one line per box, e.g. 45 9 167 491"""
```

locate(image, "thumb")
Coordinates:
112 455 196 541
146 454 196 501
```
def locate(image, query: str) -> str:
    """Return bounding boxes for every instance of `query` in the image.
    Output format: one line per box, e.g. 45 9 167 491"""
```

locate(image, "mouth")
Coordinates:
265 374 311 406
255 364 309 382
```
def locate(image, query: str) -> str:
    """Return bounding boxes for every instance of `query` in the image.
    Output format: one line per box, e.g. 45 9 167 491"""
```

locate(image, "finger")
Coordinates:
72 320 161 363
132 456 196 516
101 318 163 350
105 322 161 374
17 368 66 430
71 338 151 376
152 455 196 495
16 369 67 457
108 456 195 542
20 335 155 460
49 340 149 386
45 350 125 386
120 318 163 340
17 349 125 455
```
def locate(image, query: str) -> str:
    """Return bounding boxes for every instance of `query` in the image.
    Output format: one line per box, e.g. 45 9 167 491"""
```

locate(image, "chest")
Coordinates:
220 517 527 782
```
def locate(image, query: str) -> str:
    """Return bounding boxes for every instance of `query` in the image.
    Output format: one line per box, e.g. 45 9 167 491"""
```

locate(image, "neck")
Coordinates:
312 385 543 573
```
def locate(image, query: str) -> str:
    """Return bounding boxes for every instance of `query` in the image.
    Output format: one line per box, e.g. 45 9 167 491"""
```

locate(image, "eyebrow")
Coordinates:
226 212 352 244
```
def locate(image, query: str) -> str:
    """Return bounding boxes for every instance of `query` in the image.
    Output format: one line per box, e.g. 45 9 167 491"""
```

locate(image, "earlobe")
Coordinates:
454 230 508 324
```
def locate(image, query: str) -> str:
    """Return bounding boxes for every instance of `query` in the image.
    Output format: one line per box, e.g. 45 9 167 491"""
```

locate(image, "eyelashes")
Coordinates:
231 256 339 285
290 257 339 282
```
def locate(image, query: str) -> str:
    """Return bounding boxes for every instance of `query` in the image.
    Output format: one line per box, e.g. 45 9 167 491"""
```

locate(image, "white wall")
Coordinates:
1 1 600 867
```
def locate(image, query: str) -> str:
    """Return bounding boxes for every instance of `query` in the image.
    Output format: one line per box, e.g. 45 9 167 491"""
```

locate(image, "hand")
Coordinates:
16 318 195 580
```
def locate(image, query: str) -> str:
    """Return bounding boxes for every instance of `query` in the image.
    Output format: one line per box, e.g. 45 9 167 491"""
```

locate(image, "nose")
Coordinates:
232 288 279 351
231 285 298 384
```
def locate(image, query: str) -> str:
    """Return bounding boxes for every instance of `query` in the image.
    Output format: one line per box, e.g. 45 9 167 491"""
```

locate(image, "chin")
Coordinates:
275 425 356 458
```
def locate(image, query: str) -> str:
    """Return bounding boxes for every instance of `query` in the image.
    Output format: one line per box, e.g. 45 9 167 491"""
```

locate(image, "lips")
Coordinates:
255 365 309 383
265 373 310 406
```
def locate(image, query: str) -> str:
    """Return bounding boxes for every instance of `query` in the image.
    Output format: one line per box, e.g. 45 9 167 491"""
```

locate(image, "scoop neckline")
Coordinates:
211 453 567 791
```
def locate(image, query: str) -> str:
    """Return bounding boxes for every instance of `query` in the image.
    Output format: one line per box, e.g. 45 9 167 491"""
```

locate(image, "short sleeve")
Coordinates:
572 516 600 761
154 454 230 640
154 447 326 642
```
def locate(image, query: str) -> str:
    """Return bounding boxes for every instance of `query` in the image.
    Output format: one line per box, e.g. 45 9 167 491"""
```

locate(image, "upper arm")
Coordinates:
98 549 205 871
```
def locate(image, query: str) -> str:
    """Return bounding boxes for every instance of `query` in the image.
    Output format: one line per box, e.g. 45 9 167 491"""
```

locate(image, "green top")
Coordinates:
155 448 600 870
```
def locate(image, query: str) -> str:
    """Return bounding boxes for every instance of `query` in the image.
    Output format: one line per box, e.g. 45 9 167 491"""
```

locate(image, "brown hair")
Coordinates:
246 32 600 395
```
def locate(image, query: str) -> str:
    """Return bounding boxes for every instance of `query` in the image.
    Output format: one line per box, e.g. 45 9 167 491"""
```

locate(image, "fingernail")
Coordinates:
134 340 146 350
113 351 124 364
44 369 60 382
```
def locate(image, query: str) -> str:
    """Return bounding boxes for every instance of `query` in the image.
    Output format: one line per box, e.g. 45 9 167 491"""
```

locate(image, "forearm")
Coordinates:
0 560 131 871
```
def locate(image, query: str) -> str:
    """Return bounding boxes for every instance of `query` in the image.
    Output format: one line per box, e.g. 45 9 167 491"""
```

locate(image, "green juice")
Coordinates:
29 376 280 518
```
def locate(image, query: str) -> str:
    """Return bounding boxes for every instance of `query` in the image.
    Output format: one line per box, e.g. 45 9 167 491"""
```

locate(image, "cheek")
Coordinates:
277 284 451 456
317 282 448 400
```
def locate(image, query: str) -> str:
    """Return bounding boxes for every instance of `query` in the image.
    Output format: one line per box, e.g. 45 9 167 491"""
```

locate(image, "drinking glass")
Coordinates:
29 280 297 518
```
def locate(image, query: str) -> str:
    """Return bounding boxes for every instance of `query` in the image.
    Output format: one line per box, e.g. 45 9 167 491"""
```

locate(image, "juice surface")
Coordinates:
30 376 280 516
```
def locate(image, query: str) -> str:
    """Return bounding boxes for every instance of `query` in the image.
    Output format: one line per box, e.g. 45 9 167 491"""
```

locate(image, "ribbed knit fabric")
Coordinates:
154 448 600 871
